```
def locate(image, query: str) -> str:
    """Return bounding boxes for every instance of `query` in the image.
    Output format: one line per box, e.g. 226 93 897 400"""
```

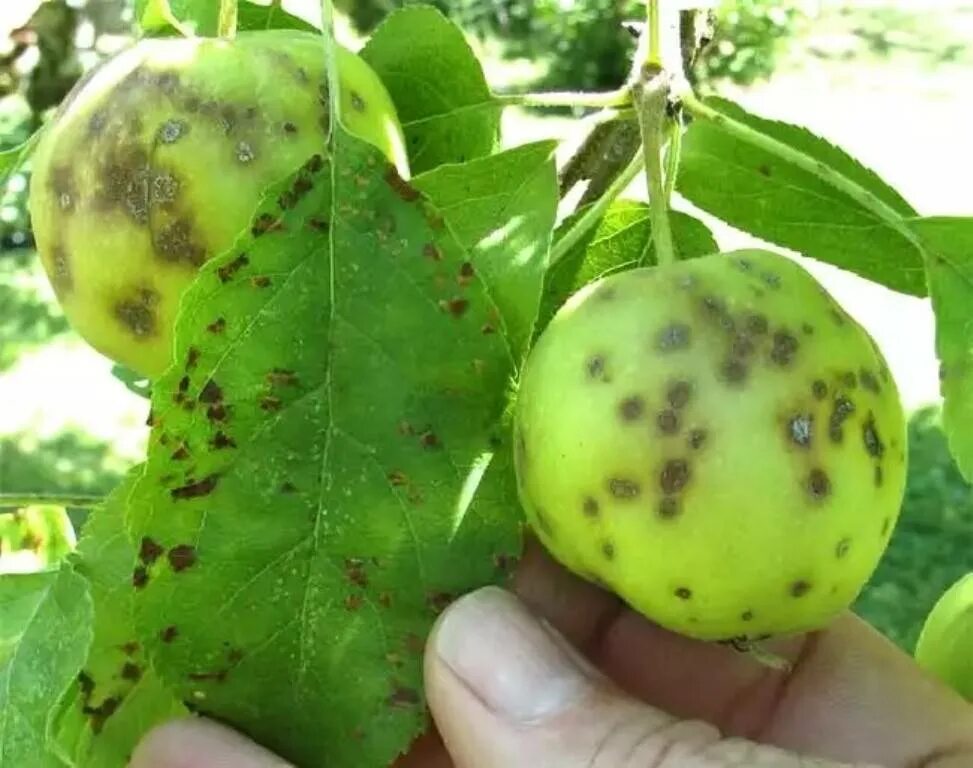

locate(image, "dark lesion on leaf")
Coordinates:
160 625 179 643
167 544 197 571
388 685 420 708
171 474 219 500
217 254 250 283
251 212 283 237
384 165 420 202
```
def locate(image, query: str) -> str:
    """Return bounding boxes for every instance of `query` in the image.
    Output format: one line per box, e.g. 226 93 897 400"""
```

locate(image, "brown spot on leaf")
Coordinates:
252 213 281 237
170 444 189 461
420 431 440 449
210 431 237 450
440 297 469 317
218 254 250 283
160 625 179 643
427 592 453 613
207 317 227 334
207 404 228 422
385 166 420 201
121 662 142 682
388 685 420 708
171 475 219 500
344 594 364 611
267 369 299 387
423 243 442 261
132 567 148 589
139 537 163 565
260 395 283 412
168 544 197 572
251 275 272 288
198 379 223 404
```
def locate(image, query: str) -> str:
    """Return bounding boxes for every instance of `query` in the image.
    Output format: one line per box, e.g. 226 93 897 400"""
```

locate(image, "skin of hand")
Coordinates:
130 538 973 768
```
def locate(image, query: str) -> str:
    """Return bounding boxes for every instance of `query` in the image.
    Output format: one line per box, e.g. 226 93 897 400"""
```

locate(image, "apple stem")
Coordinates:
495 87 632 110
634 71 677 268
0 494 104 510
218 0 238 40
647 0 662 68
548 148 645 268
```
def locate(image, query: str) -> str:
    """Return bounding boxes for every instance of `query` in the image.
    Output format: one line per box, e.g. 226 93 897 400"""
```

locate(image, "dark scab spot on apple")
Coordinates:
657 409 680 434
688 428 707 450
583 497 599 517
132 566 148 589
806 468 831 501
155 219 205 266
618 395 645 422
656 322 691 352
115 289 159 338
720 358 748 385
667 380 692 409
171 474 219 500
51 165 77 212
731 334 755 358
788 413 813 447
841 371 858 389
660 459 690 494
50 245 72 296
801 323 814 335
860 369 881 394
158 118 187 144
280 481 297 494
874 465 883 487
283 121 298 134
586 354 609 382
601 541 615 560
829 396 856 442
674 586 692 600
139 537 163 565
744 313 768 335
758 164 771 176
770 331 799 366
836 538 851 558
790 580 811 598
762 272 781 289
658 497 680 519
812 380 828 400
168 544 197 572
350 91 366 112
608 477 641 499
862 415 884 458
741 610 754 622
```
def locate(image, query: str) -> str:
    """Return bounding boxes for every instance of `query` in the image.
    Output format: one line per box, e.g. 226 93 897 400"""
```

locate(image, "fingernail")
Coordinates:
433 586 590 723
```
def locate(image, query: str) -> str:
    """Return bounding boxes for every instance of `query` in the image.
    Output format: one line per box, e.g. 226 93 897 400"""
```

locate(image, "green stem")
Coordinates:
549 148 645 268
218 0 238 39
679 91 924 250
663 115 682 203
634 75 676 266
647 0 662 67
495 87 632 110
0 494 104 510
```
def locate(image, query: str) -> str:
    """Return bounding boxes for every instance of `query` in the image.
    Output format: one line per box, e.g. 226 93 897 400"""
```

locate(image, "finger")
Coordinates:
129 717 292 768
514 540 973 767
425 586 860 768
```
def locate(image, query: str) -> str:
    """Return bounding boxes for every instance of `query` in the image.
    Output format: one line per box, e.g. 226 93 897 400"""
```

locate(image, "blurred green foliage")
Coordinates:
0 506 76 572
856 406 973 651
0 248 69 371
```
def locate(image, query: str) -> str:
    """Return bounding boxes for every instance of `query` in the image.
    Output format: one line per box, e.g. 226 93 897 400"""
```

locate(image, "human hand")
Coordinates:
131 539 973 768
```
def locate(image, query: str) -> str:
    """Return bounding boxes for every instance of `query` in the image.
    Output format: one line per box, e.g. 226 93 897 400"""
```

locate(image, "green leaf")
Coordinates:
0 568 93 768
539 201 718 330
361 6 501 175
237 0 319 33
677 97 926 296
135 0 218 36
908 217 973 482
0 130 43 187
413 140 558 360
128 135 522 766
49 472 185 768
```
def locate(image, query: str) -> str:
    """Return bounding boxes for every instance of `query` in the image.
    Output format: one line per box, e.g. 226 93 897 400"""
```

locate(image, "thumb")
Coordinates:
425 587 866 768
